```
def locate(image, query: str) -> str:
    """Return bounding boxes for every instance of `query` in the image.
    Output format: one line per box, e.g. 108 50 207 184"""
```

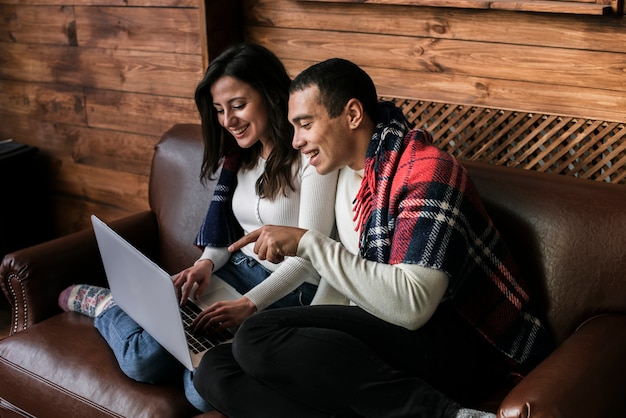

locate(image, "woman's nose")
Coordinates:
223 109 237 126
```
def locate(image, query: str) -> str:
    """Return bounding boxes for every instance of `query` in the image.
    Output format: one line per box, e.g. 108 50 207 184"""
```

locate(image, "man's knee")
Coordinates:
231 310 285 375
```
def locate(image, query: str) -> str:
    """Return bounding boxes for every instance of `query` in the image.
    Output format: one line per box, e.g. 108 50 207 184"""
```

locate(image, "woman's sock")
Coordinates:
58 284 116 318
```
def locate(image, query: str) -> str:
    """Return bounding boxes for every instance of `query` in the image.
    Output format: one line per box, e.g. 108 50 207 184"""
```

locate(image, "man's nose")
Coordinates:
292 131 304 150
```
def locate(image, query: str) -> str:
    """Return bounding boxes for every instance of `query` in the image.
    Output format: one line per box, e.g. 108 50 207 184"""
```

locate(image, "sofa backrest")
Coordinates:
149 124 216 275
464 160 626 344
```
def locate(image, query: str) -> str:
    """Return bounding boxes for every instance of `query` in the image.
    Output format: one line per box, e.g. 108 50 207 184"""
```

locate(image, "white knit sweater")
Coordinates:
198 154 338 311
308 166 448 330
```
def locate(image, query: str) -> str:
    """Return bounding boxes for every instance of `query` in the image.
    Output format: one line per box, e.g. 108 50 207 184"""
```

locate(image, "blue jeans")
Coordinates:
218 251 317 309
94 250 316 412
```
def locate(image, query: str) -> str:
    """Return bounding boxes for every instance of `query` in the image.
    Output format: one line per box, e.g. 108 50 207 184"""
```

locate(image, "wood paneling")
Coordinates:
297 0 618 15
0 80 86 124
75 6 201 54
247 0 626 53
1 5 75 45
0 0 205 238
86 89 199 135
249 27 626 92
1 0 624 241
245 0 626 122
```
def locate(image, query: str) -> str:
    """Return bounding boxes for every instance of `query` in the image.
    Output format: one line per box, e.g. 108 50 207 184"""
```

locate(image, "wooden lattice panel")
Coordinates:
383 98 626 185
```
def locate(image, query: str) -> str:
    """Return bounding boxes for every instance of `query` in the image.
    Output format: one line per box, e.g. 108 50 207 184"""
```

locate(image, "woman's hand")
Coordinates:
173 259 214 305
192 297 257 334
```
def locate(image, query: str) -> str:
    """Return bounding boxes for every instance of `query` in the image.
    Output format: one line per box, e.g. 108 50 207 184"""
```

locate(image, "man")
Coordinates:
193 58 552 418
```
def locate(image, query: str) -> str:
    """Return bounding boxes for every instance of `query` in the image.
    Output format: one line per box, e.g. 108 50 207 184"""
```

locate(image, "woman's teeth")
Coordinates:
232 126 248 135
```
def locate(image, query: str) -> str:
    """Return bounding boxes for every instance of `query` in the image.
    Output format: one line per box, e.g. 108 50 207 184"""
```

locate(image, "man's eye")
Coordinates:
301 122 311 129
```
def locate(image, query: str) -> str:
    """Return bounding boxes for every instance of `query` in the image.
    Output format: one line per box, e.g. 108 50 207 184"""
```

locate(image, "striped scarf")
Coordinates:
194 152 244 248
354 102 552 370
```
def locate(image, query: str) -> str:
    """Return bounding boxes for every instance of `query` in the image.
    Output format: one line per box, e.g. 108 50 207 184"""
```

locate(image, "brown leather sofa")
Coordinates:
2 123 626 418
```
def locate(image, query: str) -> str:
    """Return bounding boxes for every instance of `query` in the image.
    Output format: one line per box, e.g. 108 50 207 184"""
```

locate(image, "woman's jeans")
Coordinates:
215 251 317 309
193 303 510 418
94 250 316 412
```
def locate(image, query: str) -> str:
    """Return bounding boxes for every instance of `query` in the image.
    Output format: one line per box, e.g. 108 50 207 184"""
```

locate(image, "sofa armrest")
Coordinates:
499 313 626 418
0 211 158 335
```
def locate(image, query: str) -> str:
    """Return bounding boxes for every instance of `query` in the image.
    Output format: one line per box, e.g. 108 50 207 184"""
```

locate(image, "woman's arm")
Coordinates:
244 162 338 311
196 246 231 272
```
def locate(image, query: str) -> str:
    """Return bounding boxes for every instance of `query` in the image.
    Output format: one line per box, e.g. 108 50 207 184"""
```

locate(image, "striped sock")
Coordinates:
58 284 115 318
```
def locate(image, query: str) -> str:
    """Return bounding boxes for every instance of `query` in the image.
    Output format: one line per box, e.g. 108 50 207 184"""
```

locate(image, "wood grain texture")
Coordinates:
75 6 201 54
1 0 625 239
0 0 205 237
0 43 203 97
247 26 626 92
296 0 615 15
247 1 626 53
246 0 626 121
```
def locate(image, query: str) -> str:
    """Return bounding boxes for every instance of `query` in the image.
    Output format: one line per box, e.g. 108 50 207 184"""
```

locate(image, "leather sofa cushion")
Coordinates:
0 313 197 418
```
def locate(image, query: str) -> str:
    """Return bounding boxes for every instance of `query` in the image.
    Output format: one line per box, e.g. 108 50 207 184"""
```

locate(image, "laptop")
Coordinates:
91 215 242 370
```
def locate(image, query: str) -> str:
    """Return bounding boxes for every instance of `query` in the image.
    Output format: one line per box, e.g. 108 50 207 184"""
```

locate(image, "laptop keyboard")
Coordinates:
180 302 235 354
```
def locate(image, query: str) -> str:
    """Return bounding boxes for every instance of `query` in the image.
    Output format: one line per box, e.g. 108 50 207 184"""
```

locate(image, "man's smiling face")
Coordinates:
289 85 357 175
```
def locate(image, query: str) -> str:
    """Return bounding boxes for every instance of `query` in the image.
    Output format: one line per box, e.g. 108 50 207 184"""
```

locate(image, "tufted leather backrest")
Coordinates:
148 124 217 275
464 160 626 343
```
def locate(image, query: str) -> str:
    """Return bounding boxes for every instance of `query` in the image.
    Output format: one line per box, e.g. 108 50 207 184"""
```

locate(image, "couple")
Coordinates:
61 43 552 417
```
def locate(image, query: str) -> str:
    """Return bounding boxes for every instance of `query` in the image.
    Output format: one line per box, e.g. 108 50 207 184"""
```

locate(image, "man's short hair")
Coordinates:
290 58 379 122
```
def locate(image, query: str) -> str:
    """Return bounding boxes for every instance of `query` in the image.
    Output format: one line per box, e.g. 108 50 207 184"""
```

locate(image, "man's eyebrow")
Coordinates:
291 114 311 124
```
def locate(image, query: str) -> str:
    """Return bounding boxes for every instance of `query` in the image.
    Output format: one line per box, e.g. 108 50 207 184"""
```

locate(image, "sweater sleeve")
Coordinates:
298 229 449 330
197 245 231 271
244 162 339 311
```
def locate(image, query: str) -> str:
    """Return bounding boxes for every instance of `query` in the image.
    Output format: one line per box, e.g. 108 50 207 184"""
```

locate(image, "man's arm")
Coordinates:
228 225 306 263
298 230 448 330
230 226 448 330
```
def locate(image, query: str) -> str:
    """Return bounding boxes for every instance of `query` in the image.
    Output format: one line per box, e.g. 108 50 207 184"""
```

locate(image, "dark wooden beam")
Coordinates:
200 0 244 70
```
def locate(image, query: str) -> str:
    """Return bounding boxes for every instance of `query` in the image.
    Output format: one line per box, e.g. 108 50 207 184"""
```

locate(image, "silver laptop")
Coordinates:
91 215 242 370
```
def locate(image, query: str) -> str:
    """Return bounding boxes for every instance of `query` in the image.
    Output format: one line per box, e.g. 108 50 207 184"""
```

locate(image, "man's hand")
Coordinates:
228 225 307 263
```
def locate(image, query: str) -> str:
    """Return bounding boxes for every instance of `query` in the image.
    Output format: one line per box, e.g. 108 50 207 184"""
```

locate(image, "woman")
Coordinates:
58 43 337 413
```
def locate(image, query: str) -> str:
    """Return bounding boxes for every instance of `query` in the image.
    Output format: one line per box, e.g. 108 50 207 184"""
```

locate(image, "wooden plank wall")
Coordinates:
244 0 626 123
0 0 206 237
1 0 625 240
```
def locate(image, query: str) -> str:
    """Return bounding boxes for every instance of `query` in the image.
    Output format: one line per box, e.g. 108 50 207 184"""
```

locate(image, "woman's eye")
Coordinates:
233 103 246 110
214 108 224 114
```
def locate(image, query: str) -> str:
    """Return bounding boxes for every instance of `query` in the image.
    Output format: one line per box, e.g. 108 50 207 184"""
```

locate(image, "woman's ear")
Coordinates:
345 98 364 130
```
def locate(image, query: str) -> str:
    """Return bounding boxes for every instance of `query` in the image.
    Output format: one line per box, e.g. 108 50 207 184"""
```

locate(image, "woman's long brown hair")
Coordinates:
195 43 298 199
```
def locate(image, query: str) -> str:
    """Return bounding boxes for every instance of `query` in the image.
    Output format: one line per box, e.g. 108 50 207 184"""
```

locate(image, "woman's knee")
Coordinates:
117 344 180 383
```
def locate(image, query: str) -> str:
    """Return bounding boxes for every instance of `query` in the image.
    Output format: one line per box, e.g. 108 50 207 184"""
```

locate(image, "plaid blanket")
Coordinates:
354 102 552 370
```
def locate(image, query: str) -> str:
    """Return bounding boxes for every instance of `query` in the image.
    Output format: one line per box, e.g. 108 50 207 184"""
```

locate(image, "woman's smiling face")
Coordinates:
211 75 271 156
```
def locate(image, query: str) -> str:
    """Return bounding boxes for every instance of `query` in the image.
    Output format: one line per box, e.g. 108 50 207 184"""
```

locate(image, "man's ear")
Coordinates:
345 98 364 130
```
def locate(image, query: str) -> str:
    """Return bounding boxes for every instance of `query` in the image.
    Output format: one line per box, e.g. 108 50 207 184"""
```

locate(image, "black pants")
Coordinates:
194 303 508 418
